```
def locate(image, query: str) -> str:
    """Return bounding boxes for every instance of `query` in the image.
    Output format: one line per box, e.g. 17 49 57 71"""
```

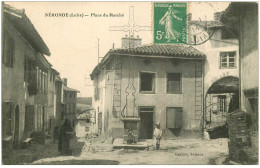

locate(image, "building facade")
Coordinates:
189 13 239 129
222 2 258 151
63 78 79 130
91 38 206 139
2 4 51 151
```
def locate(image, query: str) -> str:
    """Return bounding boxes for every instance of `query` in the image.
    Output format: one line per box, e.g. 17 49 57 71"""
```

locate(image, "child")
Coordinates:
153 122 162 150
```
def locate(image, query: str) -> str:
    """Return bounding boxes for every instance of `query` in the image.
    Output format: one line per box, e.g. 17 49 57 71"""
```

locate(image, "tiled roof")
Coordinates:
90 44 205 79
76 108 95 120
3 3 50 56
111 44 205 58
63 86 80 93
189 20 223 28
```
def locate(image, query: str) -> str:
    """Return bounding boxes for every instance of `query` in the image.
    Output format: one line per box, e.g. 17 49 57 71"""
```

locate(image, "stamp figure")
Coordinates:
154 2 187 44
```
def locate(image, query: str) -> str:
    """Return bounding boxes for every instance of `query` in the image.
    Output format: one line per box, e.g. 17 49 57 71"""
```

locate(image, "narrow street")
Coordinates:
29 137 229 165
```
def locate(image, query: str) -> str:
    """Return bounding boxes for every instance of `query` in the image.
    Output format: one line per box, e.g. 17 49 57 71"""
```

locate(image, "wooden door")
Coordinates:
13 105 19 149
139 107 154 139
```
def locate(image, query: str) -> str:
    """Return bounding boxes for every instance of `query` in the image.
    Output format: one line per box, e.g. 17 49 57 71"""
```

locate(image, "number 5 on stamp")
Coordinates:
154 2 187 44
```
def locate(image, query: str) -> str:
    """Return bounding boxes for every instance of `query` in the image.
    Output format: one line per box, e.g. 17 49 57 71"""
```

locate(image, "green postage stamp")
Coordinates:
154 2 187 44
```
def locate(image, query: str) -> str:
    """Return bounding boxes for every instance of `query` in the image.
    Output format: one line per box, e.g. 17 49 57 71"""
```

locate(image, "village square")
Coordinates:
1 2 259 165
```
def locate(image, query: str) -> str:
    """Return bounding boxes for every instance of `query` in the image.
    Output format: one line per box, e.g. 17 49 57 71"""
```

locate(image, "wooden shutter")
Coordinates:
166 107 183 128
24 105 35 133
2 102 13 136
167 73 181 93
212 96 218 112
98 112 102 129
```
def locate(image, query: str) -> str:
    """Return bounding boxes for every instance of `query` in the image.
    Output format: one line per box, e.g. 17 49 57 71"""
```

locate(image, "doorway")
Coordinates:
98 112 102 134
13 105 19 149
139 107 154 139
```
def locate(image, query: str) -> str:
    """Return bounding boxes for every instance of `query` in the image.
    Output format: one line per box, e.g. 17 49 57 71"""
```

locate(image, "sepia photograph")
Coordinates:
1 1 259 165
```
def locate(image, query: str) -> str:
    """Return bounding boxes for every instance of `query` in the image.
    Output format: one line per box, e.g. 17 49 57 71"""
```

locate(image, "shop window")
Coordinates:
167 73 182 94
220 52 236 68
140 72 155 93
166 107 182 128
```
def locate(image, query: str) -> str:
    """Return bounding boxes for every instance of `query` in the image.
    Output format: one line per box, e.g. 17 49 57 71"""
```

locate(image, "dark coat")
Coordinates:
58 120 73 155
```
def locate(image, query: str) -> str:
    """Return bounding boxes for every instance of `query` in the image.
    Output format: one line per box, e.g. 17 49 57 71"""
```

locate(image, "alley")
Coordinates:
30 138 229 165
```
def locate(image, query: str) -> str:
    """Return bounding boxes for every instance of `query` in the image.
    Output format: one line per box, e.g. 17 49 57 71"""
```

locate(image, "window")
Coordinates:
41 71 44 92
66 104 69 113
86 118 90 123
85 126 90 132
218 95 226 112
70 104 73 113
166 107 182 128
44 73 48 93
167 73 182 94
3 35 15 67
140 72 155 93
38 69 42 91
73 103 76 113
220 52 236 68
37 105 42 130
24 105 35 133
94 87 100 101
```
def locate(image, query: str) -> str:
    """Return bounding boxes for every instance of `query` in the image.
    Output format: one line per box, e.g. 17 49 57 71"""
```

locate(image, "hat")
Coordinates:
155 122 160 126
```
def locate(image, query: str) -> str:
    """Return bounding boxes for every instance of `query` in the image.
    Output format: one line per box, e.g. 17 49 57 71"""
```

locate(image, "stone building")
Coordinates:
90 37 205 140
222 2 258 154
188 13 239 129
46 68 64 138
63 78 80 130
2 4 51 151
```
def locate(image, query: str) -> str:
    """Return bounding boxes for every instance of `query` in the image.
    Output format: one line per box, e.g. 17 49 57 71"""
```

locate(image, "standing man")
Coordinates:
154 122 162 150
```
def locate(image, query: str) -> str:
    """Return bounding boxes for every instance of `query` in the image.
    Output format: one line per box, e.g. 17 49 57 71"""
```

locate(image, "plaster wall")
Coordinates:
2 18 36 142
194 28 239 94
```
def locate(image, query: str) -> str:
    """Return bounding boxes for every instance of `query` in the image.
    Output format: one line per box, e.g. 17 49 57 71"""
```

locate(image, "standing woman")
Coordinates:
154 122 162 150
58 119 73 155
159 6 183 42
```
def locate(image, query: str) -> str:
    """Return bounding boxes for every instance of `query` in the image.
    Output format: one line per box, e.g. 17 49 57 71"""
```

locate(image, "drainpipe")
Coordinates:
202 59 205 131
238 17 242 110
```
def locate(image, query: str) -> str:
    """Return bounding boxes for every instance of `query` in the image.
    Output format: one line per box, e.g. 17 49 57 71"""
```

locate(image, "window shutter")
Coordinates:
166 107 183 128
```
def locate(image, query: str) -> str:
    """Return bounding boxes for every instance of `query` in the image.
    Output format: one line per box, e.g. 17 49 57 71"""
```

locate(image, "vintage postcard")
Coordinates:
1 1 258 165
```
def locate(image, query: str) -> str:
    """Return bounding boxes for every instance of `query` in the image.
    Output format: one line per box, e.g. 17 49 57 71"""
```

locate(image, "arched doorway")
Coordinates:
13 105 20 149
205 76 239 139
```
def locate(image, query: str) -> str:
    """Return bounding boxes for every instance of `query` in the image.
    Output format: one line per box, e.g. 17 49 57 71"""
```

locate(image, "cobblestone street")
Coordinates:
29 137 229 165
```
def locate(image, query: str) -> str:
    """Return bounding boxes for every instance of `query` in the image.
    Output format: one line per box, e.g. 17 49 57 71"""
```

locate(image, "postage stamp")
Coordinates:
153 2 187 44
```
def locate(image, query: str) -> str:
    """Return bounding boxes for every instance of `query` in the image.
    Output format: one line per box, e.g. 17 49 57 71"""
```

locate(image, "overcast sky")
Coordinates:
6 1 230 97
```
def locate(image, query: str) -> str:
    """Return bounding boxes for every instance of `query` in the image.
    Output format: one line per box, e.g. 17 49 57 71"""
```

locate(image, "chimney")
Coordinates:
214 12 223 21
63 78 67 87
121 35 142 49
